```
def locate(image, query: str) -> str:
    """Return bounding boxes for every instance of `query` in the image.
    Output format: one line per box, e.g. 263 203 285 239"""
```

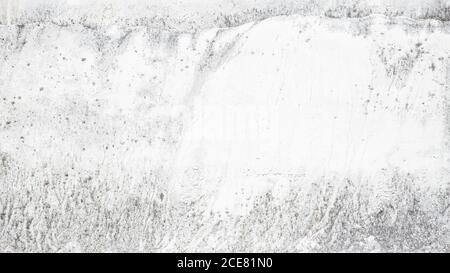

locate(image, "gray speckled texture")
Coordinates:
0 1 450 252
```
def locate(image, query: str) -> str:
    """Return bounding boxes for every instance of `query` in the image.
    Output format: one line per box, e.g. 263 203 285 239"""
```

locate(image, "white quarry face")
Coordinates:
0 0 449 252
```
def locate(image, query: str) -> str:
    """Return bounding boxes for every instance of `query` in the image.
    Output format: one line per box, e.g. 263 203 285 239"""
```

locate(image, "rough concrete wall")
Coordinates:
0 1 450 252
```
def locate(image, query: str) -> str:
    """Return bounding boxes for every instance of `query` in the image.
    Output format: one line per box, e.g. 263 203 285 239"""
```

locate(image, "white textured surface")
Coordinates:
0 1 450 252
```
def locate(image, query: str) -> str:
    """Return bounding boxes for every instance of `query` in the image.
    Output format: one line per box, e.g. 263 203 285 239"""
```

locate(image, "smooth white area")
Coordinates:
167 16 450 213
